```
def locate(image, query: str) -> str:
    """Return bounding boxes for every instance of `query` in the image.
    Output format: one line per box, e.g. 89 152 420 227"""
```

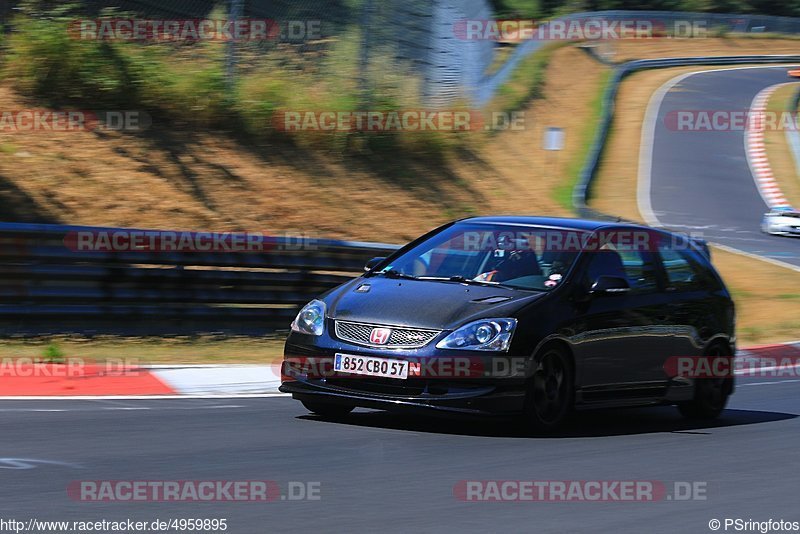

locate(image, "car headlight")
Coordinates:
436 318 516 352
291 299 326 336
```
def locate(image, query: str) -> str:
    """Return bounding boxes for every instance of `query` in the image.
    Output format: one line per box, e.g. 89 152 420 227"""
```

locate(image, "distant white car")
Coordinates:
762 209 800 236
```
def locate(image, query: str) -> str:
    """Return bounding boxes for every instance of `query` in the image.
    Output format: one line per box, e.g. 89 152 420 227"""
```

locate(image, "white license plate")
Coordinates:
334 353 409 380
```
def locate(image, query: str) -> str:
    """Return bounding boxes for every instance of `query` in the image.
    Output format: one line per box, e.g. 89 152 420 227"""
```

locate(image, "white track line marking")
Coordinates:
738 379 800 387
735 361 800 378
638 71 697 226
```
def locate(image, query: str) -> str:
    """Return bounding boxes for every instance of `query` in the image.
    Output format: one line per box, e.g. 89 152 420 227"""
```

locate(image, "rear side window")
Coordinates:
585 248 658 294
657 240 711 291
617 249 659 293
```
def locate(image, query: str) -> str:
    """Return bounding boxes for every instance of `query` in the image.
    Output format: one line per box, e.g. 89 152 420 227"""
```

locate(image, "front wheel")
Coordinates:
522 346 574 433
301 400 354 418
677 346 732 420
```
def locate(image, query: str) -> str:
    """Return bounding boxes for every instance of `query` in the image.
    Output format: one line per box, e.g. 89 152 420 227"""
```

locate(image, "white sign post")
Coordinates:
543 127 565 151
543 127 564 178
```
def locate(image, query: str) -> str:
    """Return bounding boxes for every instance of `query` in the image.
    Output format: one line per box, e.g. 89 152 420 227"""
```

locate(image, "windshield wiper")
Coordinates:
447 275 498 285
418 275 545 292
419 275 506 288
379 269 419 280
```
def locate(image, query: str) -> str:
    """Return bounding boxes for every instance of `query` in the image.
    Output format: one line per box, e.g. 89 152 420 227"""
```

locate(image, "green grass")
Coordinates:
729 288 755 300
0 143 17 155
2 6 469 160
492 0 541 18
488 41 569 117
553 68 612 211
725 32 800 40
42 343 65 363
4 10 226 116
740 326 766 342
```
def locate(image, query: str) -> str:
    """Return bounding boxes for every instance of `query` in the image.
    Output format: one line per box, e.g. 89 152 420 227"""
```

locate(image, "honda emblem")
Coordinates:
369 327 391 345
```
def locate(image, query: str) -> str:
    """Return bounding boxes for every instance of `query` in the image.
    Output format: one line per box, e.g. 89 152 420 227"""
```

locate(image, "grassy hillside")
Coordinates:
2 29 800 346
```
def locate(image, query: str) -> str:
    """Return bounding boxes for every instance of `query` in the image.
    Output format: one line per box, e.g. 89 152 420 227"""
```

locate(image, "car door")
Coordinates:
571 241 671 395
655 237 721 364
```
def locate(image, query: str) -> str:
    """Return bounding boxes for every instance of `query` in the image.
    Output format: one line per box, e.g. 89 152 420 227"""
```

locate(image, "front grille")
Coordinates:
334 320 441 349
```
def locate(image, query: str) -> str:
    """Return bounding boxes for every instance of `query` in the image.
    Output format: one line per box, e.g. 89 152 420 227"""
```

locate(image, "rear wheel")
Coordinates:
522 346 574 432
301 401 354 418
677 345 732 420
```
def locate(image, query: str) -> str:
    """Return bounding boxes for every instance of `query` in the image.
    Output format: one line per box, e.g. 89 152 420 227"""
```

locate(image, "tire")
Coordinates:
522 345 574 433
301 400 354 418
677 345 733 420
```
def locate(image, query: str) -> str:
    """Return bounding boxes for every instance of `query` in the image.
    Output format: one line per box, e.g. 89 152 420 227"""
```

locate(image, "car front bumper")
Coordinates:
766 225 800 236
280 332 529 416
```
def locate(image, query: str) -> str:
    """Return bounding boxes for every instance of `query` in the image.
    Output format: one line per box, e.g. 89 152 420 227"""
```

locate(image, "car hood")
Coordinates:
327 277 546 331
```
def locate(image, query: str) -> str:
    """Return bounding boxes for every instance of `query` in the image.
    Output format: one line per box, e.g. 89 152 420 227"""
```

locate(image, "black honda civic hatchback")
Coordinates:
280 216 735 430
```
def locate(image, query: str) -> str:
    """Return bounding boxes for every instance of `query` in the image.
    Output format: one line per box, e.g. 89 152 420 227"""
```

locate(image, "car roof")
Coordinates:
456 216 646 232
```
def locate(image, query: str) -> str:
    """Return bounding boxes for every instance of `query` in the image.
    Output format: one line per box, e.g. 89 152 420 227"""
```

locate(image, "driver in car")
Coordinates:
474 242 543 283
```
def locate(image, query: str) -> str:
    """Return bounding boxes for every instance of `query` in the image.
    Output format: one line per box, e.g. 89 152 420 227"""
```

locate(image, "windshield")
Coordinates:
374 223 585 291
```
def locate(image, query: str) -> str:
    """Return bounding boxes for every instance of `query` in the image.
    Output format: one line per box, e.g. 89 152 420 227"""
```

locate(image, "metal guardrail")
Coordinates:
474 11 800 107
572 55 800 218
0 222 398 336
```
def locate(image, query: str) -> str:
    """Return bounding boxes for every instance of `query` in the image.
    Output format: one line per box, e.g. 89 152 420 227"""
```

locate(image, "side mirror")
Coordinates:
590 275 630 294
364 257 386 272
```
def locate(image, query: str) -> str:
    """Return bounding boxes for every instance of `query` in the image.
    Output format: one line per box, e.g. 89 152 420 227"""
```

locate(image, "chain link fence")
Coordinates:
1 0 496 108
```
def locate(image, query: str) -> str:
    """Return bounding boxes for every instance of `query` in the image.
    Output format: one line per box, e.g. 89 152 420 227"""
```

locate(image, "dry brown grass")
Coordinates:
610 37 800 62
0 45 607 244
6 39 790 243
710 248 800 344
449 46 609 214
591 63 800 345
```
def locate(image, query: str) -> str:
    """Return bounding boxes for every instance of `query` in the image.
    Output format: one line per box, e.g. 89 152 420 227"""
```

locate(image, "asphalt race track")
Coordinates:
1 374 798 533
3 66 800 534
644 66 800 268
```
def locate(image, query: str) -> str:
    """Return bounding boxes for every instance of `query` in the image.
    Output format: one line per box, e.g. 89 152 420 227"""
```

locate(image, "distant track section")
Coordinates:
641 66 800 269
